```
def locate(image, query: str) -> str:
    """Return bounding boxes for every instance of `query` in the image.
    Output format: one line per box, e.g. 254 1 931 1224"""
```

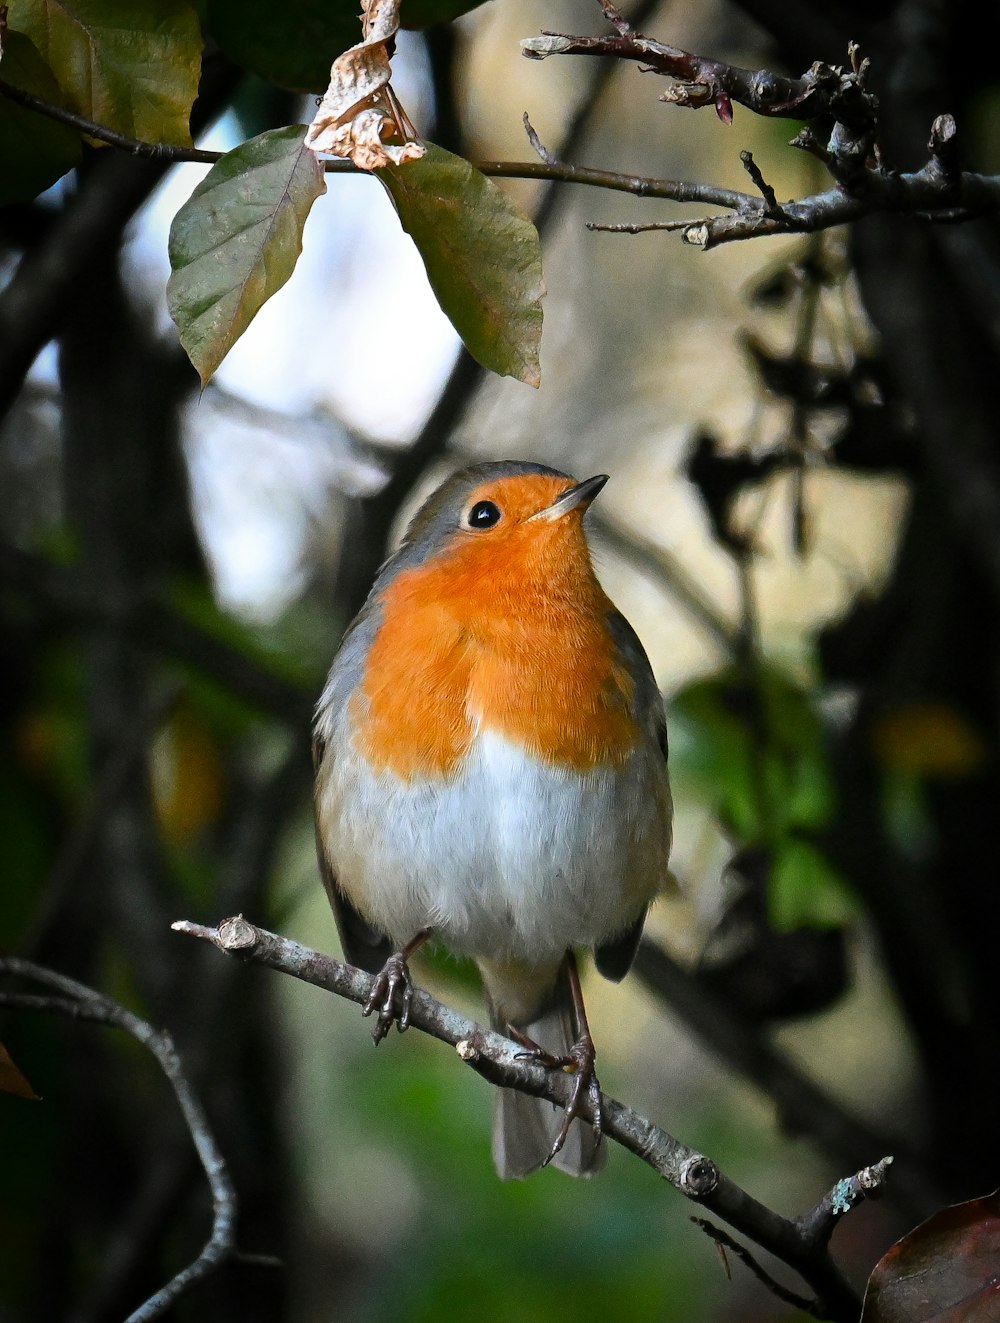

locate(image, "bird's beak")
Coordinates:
529 474 609 522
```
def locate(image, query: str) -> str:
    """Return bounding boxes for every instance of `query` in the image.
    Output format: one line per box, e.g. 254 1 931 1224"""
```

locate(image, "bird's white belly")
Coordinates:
316 727 669 962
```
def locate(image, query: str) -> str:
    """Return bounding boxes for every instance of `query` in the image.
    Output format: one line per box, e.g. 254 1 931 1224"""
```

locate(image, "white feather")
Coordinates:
316 725 671 963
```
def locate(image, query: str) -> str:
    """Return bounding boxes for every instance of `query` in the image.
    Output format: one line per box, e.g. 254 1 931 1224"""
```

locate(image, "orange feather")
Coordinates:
351 474 642 778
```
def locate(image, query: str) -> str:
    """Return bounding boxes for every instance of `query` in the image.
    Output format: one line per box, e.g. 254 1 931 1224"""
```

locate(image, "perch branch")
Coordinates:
0 958 264 1321
173 915 888 1321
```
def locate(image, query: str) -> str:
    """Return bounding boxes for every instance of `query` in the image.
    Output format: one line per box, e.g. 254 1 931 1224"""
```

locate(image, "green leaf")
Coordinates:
7 0 202 144
166 125 326 386
379 143 544 387
0 30 81 204
769 838 857 931
401 0 492 27
670 663 836 844
206 0 360 92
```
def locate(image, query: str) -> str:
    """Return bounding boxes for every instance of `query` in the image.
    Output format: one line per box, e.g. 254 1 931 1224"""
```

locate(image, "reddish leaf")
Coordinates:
861 1190 1000 1322
0 1041 40 1100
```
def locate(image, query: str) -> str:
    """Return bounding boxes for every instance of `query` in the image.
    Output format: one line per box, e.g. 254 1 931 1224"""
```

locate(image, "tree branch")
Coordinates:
521 30 876 129
0 958 268 1321
522 2 879 133
172 915 890 1321
0 76 221 161
4 75 999 255
691 1217 814 1311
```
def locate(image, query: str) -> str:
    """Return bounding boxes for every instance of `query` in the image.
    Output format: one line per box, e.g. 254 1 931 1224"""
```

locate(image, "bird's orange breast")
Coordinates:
350 518 642 780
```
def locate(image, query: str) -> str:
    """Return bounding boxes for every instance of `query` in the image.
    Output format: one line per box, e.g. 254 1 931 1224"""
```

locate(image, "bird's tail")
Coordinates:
488 962 606 1181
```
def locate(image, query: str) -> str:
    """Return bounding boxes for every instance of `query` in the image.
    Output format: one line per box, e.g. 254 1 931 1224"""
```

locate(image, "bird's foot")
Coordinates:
511 1028 603 1164
545 1032 603 1165
362 952 415 1044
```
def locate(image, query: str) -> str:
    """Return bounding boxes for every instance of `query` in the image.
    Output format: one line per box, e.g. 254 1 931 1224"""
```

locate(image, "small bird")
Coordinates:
313 461 672 1178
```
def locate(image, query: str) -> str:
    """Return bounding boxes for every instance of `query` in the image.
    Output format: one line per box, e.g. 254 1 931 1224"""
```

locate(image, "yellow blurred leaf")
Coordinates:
151 705 226 843
872 702 986 778
0 1042 40 1100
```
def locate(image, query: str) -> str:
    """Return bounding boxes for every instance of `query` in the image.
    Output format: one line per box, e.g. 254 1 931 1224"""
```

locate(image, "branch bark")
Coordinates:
173 915 890 1322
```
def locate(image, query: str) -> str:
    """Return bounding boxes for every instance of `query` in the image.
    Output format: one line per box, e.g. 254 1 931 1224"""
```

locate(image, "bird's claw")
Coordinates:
510 1027 603 1165
542 1034 603 1165
362 952 414 1044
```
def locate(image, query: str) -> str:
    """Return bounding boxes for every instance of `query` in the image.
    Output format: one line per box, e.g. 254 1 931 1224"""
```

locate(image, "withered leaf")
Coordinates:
305 0 424 168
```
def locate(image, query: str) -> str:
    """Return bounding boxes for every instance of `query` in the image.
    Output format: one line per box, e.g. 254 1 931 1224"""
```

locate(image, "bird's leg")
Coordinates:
510 951 603 1164
363 927 432 1044
546 951 603 1163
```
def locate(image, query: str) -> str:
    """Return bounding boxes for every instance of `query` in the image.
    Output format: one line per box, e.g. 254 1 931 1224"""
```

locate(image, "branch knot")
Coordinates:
679 1154 720 1196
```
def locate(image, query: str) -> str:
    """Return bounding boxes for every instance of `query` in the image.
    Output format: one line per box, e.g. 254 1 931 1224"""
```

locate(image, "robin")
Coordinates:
313 460 672 1178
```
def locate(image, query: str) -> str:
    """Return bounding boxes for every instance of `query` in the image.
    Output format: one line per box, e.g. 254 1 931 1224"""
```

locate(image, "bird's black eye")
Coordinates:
466 500 502 530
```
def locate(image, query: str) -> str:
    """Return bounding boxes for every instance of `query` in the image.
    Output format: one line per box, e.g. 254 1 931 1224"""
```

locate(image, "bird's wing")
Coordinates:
592 610 671 983
312 730 392 974
594 908 648 983
605 608 669 761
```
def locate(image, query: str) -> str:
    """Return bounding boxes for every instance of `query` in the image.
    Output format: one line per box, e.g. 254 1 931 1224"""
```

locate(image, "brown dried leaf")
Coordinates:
0 1041 40 1100
305 0 424 168
314 105 424 169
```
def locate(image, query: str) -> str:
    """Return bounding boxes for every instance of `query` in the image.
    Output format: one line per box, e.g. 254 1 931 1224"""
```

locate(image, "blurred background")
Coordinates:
3 0 1000 1319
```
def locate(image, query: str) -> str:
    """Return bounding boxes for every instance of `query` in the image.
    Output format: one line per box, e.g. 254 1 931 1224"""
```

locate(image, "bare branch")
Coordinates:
0 958 257 1321
0 77 221 161
797 1157 896 1249
173 915 873 1321
594 161 1000 250
521 23 878 130
522 111 556 165
691 1218 815 1311
740 149 786 219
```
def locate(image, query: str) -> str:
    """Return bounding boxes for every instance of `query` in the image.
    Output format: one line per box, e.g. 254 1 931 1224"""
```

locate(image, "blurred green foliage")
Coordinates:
670 663 856 930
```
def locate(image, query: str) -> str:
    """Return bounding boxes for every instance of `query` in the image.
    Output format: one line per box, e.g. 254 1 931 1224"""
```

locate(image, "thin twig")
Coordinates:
522 112 556 165
0 958 255 1321
587 218 694 233
597 0 634 38
740 149 786 219
797 1157 896 1248
0 77 221 161
691 1218 815 1311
